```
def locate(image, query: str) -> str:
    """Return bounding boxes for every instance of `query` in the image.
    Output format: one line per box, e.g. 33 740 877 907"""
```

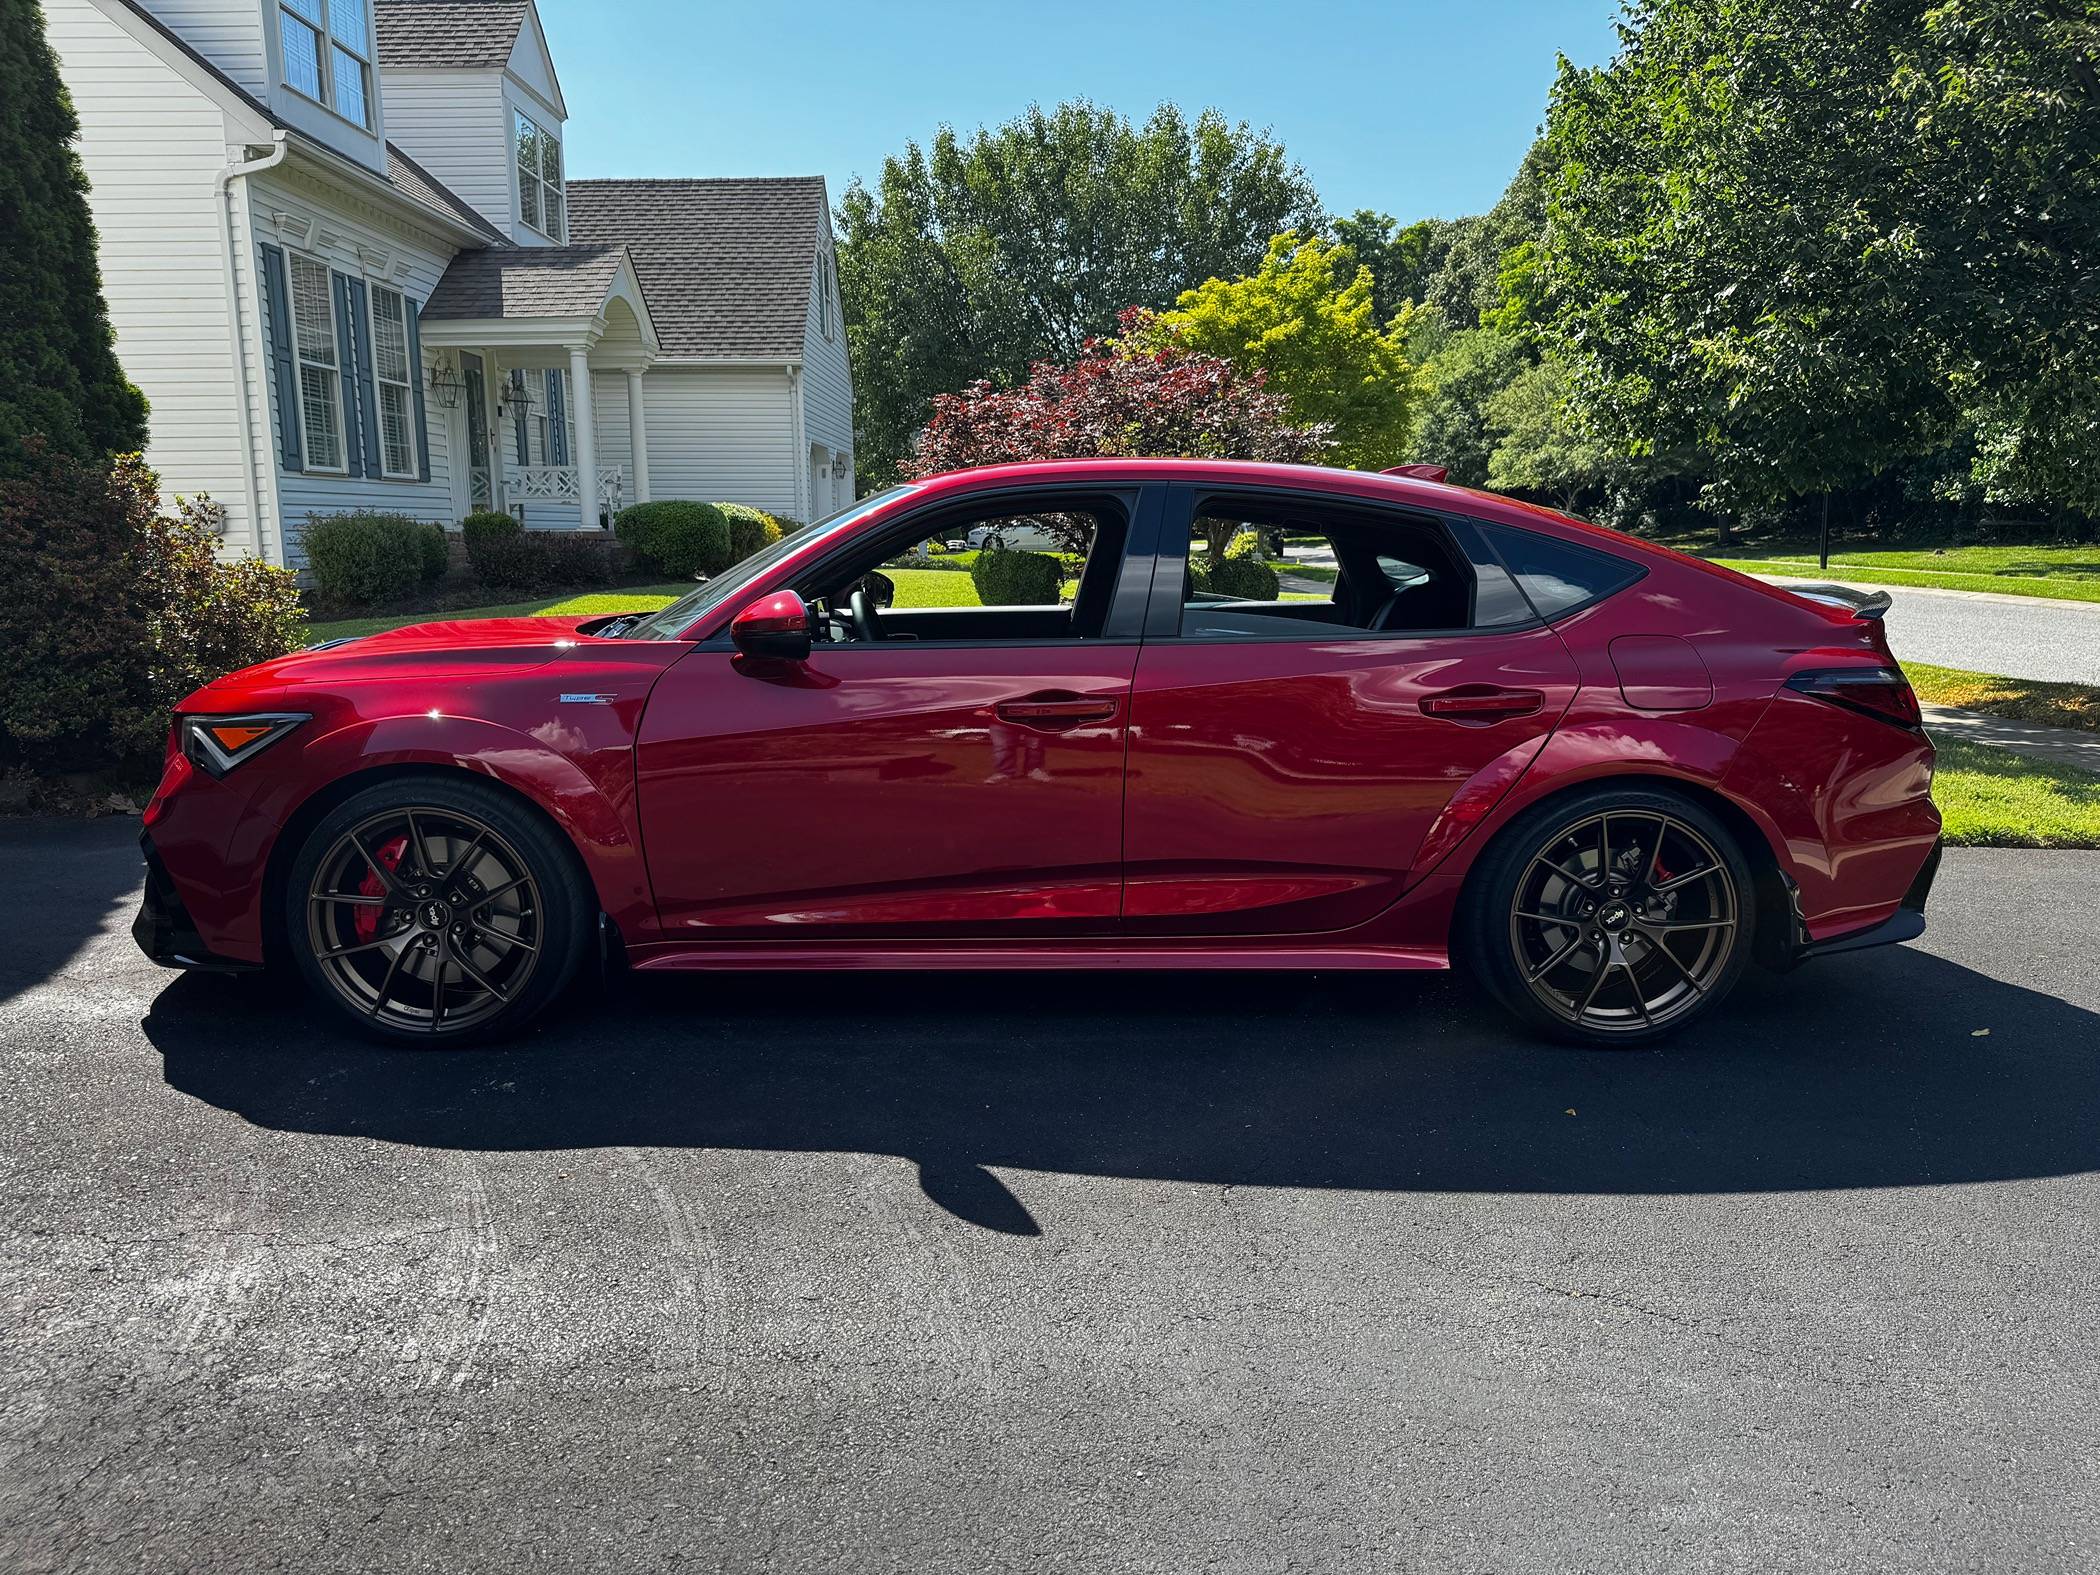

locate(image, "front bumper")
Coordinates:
133 833 260 973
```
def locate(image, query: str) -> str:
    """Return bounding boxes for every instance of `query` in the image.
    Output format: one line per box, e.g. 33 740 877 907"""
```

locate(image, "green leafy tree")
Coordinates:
1137 231 1420 469
1406 316 1530 487
1329 210 1438 325
0 0 147 477
837 101 1322 487
1484 356 1627 511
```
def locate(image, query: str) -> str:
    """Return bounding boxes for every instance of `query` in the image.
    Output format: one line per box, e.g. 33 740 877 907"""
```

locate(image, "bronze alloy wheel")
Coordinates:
1507 809 1741 1036
303 805 544 1036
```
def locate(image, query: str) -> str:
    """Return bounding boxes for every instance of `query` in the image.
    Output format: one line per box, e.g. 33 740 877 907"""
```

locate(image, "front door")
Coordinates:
1120 487 1580 936
634 487 1156 938
460 352 492 511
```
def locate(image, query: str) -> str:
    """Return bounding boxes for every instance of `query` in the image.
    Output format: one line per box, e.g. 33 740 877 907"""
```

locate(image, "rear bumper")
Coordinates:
1788 837 1940 965
133 833 260 973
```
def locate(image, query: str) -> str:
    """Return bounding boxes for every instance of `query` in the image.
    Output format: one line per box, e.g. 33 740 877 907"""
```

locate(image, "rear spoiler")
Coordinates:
1780 582 1892 620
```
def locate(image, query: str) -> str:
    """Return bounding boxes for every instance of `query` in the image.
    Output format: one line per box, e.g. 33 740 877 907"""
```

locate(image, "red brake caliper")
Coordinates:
353 834 410 943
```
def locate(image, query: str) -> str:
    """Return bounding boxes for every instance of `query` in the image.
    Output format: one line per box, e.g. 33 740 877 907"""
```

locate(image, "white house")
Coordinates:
46 0 855 567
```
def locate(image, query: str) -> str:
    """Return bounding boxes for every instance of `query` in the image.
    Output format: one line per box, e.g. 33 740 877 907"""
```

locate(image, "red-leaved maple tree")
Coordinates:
903 310 1334 481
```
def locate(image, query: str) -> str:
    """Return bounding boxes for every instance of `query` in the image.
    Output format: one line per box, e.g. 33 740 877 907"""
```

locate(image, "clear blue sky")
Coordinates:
541 0 1625 223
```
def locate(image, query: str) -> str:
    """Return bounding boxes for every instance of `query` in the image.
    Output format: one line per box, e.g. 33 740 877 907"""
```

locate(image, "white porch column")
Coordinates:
625 368 651 504
569 347 597 528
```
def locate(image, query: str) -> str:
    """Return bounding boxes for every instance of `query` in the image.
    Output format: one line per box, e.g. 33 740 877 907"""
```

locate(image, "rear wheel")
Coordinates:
1459 785 1755 1046
285 777 593 1045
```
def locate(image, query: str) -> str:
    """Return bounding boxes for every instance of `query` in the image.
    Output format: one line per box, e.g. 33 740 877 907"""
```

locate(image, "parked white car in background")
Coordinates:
965 519 1064 551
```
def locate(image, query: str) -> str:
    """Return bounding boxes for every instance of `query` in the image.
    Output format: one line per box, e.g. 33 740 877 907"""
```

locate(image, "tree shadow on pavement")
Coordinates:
147 940 2100 1233
0 817 145 1008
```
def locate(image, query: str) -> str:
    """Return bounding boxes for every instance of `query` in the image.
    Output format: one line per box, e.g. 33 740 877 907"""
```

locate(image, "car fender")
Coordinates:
263 711 656 941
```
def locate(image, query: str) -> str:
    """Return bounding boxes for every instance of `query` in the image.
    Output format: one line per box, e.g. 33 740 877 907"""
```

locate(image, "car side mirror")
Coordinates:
730 590 812 663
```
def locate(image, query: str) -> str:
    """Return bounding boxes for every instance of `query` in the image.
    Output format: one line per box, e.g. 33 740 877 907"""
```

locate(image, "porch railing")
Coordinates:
510 464 626 523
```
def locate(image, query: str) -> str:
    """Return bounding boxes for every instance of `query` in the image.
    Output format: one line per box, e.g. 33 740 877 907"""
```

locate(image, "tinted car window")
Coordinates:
1476 523 1644 619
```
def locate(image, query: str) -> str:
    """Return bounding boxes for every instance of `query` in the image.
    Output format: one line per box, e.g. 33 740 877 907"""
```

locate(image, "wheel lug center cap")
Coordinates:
1598 901 1632 932
418 901 449 930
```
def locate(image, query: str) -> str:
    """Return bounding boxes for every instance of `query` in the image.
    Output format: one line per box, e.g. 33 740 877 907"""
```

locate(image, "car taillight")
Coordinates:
1785 667 1922 729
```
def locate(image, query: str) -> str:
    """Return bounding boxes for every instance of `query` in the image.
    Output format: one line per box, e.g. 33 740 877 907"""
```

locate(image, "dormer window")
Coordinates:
516 111 565 240
281 0 373 128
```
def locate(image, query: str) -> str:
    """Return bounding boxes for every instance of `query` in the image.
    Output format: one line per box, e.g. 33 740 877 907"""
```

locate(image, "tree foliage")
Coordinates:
0 0 147 478
903 310 1334 479
1136 232 1421 469
837 101 1321 487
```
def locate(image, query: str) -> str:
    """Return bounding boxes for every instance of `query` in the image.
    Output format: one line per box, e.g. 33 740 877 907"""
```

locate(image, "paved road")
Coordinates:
5 818 2099 1572
1754 574 2100 683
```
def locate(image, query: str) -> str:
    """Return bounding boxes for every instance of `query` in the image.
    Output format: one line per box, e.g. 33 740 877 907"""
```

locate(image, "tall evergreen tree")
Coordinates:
0 0 148 478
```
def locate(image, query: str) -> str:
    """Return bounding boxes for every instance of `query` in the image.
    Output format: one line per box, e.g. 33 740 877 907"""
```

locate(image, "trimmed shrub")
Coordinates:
969 546 1062 606
414 521 447 587
466 529 618 594
1195 529 1280 600
0 446 300 771
716 501 784 563
460 509 522 582
301 510 438 606
615 500 730 578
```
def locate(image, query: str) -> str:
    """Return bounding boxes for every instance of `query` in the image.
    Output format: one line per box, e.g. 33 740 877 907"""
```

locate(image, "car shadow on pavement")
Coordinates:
144 939 2100 1234
0 817 146 1008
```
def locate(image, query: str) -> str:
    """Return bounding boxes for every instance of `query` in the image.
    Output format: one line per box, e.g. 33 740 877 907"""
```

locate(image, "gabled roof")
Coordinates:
564 177 829 359
373 0 529 70
422 244 633 320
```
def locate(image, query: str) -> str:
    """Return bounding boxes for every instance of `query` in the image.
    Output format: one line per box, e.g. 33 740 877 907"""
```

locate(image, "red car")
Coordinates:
135 460 1940 1047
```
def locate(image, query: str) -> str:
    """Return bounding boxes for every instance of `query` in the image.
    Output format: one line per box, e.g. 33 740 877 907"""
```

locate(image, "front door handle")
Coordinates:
1420 686 1546 721
995 692 1120 730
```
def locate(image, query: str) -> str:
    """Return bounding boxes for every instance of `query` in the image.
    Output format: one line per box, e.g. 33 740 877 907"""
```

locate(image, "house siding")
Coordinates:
592 366 801 519
801 235 853 465
132 0 267 96
48 0 259 551
249 165 462 566
377 68 513 238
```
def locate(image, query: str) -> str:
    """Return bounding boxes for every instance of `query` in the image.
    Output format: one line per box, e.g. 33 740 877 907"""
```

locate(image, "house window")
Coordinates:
286 253 345 472
515 110 564 239
367 282 417 478
280 0 372 129
819 252 838 340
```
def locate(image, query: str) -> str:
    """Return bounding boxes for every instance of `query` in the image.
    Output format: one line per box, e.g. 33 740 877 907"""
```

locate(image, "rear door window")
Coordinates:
1475 522 1645 620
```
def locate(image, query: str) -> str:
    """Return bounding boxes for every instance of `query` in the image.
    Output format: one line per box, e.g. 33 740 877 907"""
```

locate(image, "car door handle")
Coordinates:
995 693 1120 729
1420 686 1547 721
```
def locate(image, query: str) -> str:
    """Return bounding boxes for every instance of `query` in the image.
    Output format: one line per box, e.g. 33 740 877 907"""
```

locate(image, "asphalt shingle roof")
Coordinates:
373 0 528 69
564 178 827 359
385 144 509 245
420 245 633 321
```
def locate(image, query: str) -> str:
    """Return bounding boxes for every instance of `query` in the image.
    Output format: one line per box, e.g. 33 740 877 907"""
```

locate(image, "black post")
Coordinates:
1818 493 1831 572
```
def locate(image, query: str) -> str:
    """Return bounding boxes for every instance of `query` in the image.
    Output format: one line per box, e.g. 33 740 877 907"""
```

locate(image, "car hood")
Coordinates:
201 615 604 696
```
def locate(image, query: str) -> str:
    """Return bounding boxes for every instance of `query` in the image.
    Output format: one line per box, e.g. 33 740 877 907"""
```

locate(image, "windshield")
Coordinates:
616 487 919 640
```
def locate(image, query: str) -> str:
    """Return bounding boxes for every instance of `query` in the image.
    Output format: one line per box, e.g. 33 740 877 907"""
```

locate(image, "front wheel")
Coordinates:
1459 786 1756 1046
284 777 593 1045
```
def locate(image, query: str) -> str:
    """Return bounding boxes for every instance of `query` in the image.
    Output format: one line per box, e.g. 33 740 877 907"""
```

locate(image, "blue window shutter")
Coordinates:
545 368 568 465
257 245 303 470
331 272 364 477
341 274 381 478
511 369 528 465
405 298 431 483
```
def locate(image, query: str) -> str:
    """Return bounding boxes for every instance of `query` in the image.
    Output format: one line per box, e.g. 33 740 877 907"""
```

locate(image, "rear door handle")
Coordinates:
996 692 1120 730
1420 686 1546 721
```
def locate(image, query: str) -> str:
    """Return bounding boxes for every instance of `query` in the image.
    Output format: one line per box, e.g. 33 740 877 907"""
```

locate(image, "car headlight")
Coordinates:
179 713 310 778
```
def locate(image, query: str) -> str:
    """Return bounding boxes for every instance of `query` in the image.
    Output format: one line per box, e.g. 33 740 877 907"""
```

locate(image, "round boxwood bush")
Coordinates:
414 521 448 587
615 500 730 578
301 510 439 607
1196 530 1280 600
970 546 1063 606
459 509 520 579
716 501 784 563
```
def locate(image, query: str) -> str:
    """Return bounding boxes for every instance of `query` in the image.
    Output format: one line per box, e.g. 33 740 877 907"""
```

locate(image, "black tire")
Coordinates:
1457 783 1756 1047
283 775 594 1046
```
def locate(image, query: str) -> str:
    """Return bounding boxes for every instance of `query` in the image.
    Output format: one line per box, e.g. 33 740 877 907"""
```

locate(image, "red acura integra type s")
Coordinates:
135 460 1942 1048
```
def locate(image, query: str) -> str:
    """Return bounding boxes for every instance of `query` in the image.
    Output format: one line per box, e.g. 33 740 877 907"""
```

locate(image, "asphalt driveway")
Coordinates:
1753 574 2100 683
3 817 2098 1572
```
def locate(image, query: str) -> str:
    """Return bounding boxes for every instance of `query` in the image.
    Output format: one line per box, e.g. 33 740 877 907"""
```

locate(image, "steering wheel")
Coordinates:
848 587 882 643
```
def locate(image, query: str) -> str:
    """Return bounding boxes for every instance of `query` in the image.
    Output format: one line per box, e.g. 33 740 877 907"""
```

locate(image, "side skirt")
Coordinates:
626 942 1450 973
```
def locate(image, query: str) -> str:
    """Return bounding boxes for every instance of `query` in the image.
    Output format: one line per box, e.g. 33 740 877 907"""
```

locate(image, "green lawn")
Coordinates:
1934 737 2100 848
1707 542 2100 604
304 584 689 643
1905 664 2100 733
